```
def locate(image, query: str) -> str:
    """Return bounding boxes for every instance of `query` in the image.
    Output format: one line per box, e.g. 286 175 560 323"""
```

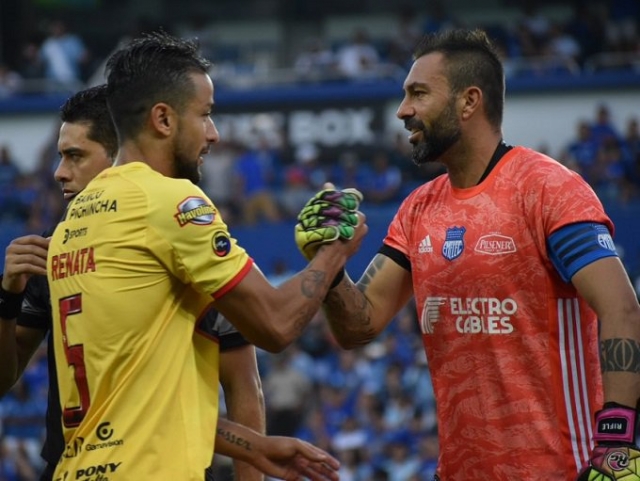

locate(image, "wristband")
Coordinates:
0 284 24 320
594 402 637 445
329 268 345 289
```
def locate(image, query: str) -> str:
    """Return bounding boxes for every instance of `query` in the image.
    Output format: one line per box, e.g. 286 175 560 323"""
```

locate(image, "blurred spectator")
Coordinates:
603 0 640 52
0 442 23 481
39 19 89 89
332 151 371 191
414 430 439 480
0 379 46 477
294 38 338 81
294 407 332 452
318 384 356 438
0 145 21 189
200 140 241 223
332 417 367 453
542 22 582 70
590 103 623 145
337 447 372 481
336 28 381 79
364 151 402 204
0 147 26 222
0 64 22 98
565 2 607 65
263 351 311 437
279 168 314 218
624 117 640 162
565 119 600 178
519 1 551 50
591 136 631 202
422 0 457 34
231 139 282 225
382 440 420 481
292 143 331 190
19 39 44 84
387 6 424 70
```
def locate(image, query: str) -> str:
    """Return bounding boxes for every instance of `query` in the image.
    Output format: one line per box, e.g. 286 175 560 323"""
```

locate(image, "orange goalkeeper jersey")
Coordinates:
384 147 612 480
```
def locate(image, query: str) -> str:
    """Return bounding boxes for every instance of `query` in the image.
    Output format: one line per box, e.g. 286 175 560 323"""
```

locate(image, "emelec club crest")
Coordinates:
442 226 466 261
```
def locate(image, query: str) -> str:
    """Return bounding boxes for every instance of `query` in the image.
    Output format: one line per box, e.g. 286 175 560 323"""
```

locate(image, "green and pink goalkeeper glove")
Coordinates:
294 187 363 261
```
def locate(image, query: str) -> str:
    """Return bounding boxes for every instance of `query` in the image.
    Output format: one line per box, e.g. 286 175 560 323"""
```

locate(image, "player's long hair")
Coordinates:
105 30 211 141
60 84 118 159
413 28 504 130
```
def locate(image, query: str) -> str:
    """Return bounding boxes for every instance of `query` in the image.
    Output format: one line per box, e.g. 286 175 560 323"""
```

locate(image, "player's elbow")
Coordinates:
249 326 292 353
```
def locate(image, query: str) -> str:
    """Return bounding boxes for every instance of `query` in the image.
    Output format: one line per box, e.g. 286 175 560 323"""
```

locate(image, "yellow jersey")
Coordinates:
47 162 252 480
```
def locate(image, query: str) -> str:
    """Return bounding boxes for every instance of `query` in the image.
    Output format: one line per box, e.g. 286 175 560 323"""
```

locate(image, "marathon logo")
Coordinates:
51 247 96 280
175 196 216 227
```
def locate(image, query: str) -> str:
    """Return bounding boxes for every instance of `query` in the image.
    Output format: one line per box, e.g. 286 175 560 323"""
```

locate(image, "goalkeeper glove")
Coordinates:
303 187 363 212
577 402 640 480
294 187 363 261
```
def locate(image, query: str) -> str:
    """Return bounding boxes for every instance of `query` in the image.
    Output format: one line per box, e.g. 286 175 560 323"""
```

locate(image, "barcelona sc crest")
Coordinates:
442 226 466 261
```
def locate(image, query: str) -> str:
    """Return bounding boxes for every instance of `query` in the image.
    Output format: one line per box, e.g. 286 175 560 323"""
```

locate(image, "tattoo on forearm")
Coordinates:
300 269 326 298
601 338 640 374
359 255 386 290
324 271 376 342
216 427 253 452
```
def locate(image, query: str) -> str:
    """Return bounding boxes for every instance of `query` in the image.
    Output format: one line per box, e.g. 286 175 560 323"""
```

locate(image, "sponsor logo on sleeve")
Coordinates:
175 197 216 227
212 232 232 257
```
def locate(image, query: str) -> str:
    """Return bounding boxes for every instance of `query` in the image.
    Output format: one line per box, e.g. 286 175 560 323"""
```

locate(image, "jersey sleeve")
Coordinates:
17 275 50 331
526 156 613 235
144 179 252 299
383 191 416 257
213 313 251 351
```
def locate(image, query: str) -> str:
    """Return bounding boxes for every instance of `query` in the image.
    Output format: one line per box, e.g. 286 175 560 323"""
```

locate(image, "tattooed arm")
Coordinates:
323 253 414 349
215 418 340 481
214 215 367 353
572 256 640 408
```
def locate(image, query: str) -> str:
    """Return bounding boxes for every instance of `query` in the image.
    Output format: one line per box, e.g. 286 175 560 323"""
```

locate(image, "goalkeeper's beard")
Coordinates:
410 98 461 166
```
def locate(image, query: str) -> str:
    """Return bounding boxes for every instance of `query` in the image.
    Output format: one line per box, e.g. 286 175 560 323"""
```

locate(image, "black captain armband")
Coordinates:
0 284 24 320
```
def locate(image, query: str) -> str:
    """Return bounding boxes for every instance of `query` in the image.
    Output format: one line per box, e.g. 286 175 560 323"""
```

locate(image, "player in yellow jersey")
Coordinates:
46 32 365 480
297 29 640 480
0 85 321 481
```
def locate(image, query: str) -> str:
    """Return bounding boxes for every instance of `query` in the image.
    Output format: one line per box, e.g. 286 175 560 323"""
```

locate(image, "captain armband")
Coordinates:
547 222 618 282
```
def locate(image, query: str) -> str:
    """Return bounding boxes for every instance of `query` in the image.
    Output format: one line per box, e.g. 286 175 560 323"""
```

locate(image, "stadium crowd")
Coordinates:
1 1 640 480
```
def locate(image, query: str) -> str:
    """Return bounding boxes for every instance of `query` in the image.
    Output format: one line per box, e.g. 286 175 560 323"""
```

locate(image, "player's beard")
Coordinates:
410 96 462 166
173 126 202 185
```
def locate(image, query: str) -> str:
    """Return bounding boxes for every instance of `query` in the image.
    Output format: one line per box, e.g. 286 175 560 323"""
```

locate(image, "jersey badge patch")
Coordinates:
212 231 231 257
175 197 216 227
442 226 466 261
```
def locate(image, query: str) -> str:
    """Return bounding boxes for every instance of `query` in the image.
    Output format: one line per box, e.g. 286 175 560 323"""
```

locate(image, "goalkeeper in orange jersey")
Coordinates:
295 28 640 481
